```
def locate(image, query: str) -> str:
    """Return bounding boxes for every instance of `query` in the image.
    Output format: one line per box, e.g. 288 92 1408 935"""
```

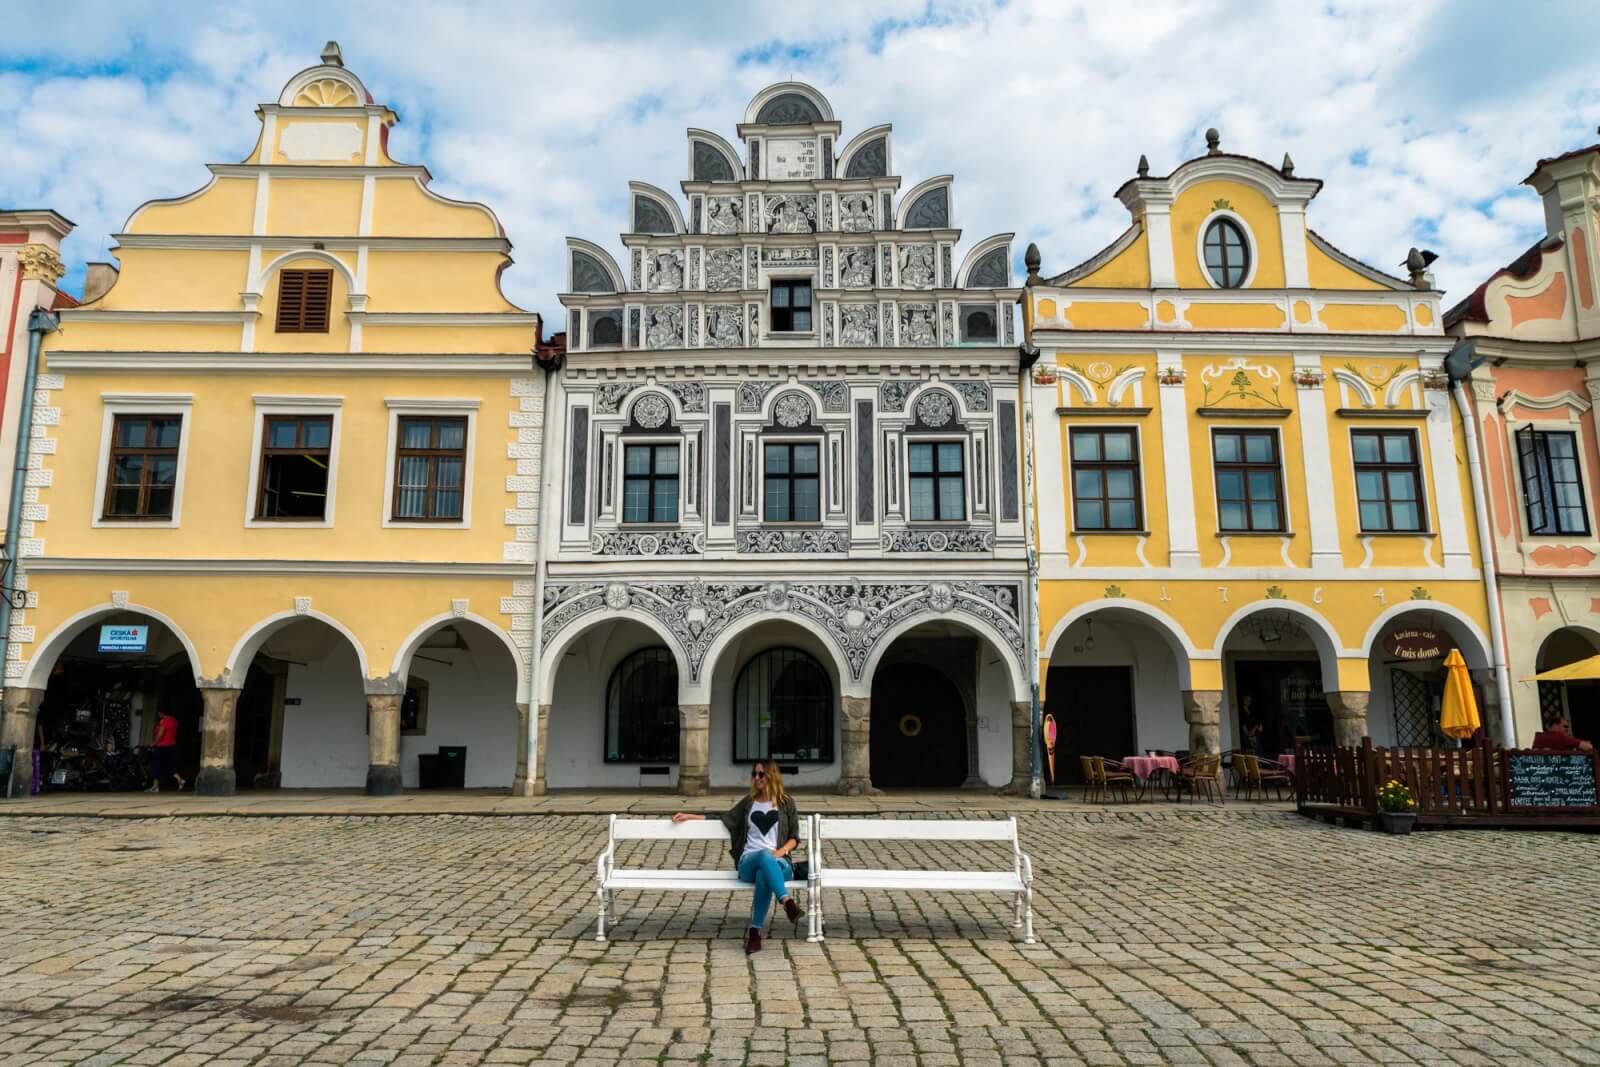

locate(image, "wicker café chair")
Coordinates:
1234 753 1292 801
1093 757 1138 803
1176 753 1224 804
1078 755 1100 803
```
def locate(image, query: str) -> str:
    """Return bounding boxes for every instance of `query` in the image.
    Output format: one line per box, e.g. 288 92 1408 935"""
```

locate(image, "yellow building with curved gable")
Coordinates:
1023 136 1502 784
1 45 545 798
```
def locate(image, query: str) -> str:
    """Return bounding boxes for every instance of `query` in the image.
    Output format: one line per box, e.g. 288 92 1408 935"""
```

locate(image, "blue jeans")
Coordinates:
736 850 792 929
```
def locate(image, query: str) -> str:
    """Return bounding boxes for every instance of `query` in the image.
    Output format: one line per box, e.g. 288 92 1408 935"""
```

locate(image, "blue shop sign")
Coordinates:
99 624 149 653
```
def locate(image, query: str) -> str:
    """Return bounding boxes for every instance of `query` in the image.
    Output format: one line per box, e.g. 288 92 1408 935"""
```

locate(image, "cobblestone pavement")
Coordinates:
1 810 1597 1066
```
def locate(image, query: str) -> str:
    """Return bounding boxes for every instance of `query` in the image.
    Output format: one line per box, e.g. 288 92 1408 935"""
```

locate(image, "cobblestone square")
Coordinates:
2 809 1597 1065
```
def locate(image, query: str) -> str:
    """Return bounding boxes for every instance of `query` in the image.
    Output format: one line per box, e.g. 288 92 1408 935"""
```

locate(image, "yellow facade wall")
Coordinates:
94 249 252 311
51 320 245 352
371 179 501 239
1306 240 1389 291
1171 180 1287 290
266 177 365 236
364 252 519 314
124 177 257 236
1072 228 1152 288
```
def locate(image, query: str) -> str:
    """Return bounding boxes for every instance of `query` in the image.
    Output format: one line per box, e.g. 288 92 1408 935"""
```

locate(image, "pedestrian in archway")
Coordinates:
673 759 804 954
147 708 186 792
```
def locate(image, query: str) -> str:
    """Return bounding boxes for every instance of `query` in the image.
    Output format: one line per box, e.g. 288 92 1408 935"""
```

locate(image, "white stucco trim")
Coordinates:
390 611 529 703
859 610 1028 703
1294 355 1341 569
1194 208 1260 290
250 247 357 295
537 607 691 706
1041 599 1199 688
90 394 195 530
21 602 205 690
380 402 477 530
1498 388 1591 421
1158 353 1200 567
243 396 344 530
222 608 372 690
690 609 854 704
1213 600 1345 689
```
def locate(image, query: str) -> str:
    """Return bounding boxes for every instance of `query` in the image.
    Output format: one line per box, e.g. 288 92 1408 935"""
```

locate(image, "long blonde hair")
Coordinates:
751 759 788 809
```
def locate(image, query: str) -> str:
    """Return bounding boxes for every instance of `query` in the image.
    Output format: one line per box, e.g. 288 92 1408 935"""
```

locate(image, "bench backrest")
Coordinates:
608 815 814 854
814 816 1017 843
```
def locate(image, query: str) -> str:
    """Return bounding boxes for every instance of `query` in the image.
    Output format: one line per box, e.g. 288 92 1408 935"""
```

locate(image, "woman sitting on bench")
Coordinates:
673 759 805 954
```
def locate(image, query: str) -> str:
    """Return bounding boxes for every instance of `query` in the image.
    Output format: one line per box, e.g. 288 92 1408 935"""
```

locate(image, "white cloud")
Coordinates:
2 0 1598 317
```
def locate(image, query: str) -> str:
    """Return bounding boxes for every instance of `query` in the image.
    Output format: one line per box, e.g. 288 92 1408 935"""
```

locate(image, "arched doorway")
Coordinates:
1536 627 1600 743
28 611 201 792
1365 607 1493 747
233 617 367 788
394 619 521 789
869 661 966 788
1220 607 1339 759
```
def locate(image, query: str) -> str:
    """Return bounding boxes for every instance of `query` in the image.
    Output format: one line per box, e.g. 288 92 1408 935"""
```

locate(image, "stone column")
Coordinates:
366 692 402 796
511 702 547 797
1 686 45 798
1181 690 1223 756
1010 700 1032 795
1324 691 1370 748
195 688 241 796
678 703 710 796
839 695 873 795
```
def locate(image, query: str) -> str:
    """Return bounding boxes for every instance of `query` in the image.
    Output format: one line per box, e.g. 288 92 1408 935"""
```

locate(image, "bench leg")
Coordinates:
1012 893 1022 928
595 885 607 943
1023 885 1035 945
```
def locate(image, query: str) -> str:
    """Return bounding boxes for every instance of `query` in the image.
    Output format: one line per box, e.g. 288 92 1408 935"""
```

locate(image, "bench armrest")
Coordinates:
595 843 614 885
1020 852 1034 887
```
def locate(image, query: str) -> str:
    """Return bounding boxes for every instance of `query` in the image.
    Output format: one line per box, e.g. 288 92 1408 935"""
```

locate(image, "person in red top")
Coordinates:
147 710 186 792
1531 717 1595 754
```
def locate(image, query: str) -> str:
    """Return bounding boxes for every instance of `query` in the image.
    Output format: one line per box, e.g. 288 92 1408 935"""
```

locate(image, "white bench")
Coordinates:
594 815 814 943
811 816 1035 943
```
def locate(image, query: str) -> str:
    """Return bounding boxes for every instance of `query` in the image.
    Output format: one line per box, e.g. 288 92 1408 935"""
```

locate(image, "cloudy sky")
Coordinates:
3 0 1598 321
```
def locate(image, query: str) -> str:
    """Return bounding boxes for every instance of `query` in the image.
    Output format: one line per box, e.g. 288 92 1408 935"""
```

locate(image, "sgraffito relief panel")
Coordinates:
707 196 743 234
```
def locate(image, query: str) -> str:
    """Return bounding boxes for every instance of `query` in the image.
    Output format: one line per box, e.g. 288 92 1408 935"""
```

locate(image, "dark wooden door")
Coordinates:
870 663 968 788
234 660 283 788
1044 666 1134 786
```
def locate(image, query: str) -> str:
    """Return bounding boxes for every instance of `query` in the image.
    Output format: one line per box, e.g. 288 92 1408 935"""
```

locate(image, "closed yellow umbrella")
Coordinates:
1525 653 1600 682
1439 648 1480 740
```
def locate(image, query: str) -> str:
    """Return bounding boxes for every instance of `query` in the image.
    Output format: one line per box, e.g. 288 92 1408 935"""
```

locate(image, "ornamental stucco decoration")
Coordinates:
633 195 675 235
881 246 894 287
571 251 616 293
899 244 936 289
880 380 917 412
766 195 818 234
905 187 950 229
628 308 641 347
949 380 991 411
737 528 849 554
916 390 956 427
631 393 671 429
590 530 704 556
840 246 875 288
968 247 1009 288
941 304 956 347
707 197 743 234
845 136 887 179
662 381 707 413
707 249 743 291
746 247 759 285
804 380 849 413
630 251 642 290
706 304 744 347
542 578 1023 684
737 380 783 412
595 382 638 414
840 303 878 346
649 250 684 291
900 303 937 346
688 248 701 289
822 303 835 346
1003 306 1016 346
692 140 736 182
821 195 833 231
880 528 993 553
646 306 683 349
941 247 953 288
773 393 812 428
687 304 700 346
18 244 65 282
764 246 817 265
840 194 874 233
881 301 896 344
756 92 823 124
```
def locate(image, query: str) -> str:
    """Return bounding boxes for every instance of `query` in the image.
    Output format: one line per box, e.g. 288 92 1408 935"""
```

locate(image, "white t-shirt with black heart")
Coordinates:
742 800 780 860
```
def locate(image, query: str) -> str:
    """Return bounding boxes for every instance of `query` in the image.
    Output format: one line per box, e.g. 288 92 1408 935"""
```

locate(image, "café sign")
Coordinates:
1383 627 1447 661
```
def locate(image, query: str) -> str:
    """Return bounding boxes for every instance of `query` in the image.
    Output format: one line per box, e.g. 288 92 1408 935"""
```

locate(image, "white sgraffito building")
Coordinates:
542 82 1029 795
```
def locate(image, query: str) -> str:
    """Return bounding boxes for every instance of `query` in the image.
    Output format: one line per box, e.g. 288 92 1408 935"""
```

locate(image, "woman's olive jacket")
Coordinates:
717 794 801 867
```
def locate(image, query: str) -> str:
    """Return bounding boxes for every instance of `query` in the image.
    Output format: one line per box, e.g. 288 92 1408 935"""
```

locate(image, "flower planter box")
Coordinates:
1376 810 1417 835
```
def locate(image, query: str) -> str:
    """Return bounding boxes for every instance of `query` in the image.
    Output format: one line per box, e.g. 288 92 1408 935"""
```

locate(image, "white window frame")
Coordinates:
1195 209 1260 290
1506 416 1600 545
92 393 194 529
759 433 826 525
617 435 683 526
382 398 479 529
1067 423 1150 534
1343 424 1431 535
904 435 971 523
764 271 818 338
1208 424 1293 535
245 396 344 529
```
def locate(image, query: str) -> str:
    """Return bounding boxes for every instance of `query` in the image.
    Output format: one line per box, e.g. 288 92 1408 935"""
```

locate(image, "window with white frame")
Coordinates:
769 279 812 332
763 440 821 521
623 443 679 523
256 415 333 520
1517 426 1590 535
1351 429 1425 533
94 394 193 528
908 440 965 521
382 400 476 528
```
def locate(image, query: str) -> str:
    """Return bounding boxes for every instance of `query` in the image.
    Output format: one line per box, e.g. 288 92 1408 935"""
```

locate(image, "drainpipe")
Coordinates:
528 345 563 785
1446 339 1515 747
0 309 59 695
1018 251 1045 798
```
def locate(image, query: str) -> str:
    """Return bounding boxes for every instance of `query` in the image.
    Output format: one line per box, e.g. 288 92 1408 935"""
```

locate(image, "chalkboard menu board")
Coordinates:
1505 752 1599 810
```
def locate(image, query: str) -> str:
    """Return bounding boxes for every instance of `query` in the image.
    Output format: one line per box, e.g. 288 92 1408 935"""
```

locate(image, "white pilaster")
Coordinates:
1425 379 1472 569
1031 370 1068 558
1158 351 1199 568
1279 204 1310 289
1294 352 1341 571
1145 207 1177 289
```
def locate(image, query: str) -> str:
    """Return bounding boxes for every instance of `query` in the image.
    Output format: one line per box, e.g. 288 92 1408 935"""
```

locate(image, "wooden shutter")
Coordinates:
275 269 333 333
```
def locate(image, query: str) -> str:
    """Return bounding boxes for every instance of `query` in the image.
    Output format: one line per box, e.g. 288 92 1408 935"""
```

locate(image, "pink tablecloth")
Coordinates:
1122 756 1180 781
1276 754 1297 775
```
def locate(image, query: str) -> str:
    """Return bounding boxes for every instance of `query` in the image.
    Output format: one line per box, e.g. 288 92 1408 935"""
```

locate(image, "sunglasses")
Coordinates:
751 770 767 779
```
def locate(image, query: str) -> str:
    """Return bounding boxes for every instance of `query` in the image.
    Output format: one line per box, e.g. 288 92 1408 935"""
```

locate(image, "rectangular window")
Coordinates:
1070 428 1142 531
769 280 812 332
1351 429 1425 532
1213 429 1284 532
393 416 467 521
104 415 182 520
764 441 821 522
275 269 333 333
908 441 965 521
1517 426 1590 535
256 415 333 520
622 443 679 523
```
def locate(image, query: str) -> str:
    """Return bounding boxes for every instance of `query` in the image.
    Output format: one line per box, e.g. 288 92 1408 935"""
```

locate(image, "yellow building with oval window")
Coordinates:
1023 136 1502 786
0 46 546 798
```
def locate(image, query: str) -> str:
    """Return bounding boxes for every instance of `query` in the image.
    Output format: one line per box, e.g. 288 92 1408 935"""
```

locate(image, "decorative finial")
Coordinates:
1405 247 1438 290
321 41 344 67
1024 243 1042 286
1205 128 1221 155
1137 154 1149 178
1281 152 1295 177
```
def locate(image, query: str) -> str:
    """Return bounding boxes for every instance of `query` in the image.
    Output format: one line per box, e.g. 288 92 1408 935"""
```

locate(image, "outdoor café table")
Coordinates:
1277 754 1296 776
1124 756 1180 798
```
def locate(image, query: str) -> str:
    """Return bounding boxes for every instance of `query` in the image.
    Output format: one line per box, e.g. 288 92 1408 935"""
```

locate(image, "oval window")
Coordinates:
1203 217 1250 288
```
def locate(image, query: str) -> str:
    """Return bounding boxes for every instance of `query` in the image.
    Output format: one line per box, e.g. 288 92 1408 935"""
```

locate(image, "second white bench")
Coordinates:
811 816 1034 943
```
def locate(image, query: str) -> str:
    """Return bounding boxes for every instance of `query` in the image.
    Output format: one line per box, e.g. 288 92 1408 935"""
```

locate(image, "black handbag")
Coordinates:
790 860 810 882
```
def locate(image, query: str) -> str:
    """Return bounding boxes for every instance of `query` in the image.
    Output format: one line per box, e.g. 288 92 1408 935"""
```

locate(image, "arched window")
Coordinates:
605 647 679 762
1203 217 1250 288
733 647 833 762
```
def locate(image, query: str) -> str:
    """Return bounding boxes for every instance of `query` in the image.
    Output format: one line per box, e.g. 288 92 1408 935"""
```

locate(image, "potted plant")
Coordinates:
1375 778 1417 835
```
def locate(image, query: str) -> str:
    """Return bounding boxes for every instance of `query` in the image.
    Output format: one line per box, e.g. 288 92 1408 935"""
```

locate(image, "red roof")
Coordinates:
50 289 79 310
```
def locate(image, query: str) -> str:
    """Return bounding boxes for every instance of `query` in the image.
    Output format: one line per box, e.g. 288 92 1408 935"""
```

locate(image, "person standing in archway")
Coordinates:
147 709 186 792
673 759 804 954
